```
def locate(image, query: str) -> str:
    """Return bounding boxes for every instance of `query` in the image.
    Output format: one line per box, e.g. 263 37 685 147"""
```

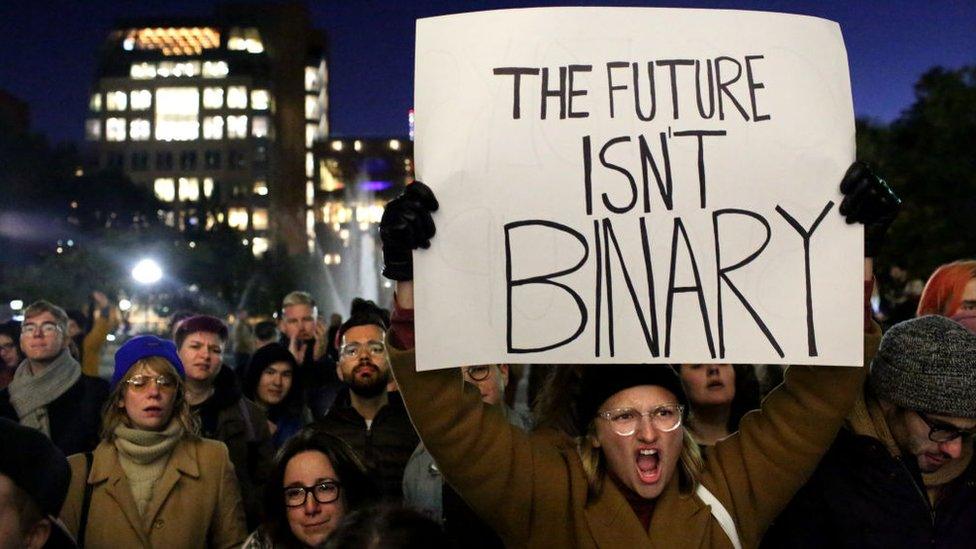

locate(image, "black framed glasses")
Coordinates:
463 365 492 382
597 404 684 436
917 411 976 443
283 480 341 507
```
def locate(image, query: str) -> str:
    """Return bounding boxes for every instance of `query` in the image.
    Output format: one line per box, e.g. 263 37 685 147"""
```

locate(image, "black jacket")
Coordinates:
763 427 976 549
191 366 273 529
0 374 108 456
315 389 419 501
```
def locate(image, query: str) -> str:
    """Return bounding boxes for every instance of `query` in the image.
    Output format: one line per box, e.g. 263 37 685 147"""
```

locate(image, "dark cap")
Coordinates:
0 418 70 517
113 335 185 388
575 364 688 435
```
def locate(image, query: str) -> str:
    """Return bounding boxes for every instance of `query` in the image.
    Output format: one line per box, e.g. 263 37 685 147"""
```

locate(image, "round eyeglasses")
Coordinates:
340 341 386 359
463 365 492 381
597 405 684 436
283 480 341 507
125 374 176 392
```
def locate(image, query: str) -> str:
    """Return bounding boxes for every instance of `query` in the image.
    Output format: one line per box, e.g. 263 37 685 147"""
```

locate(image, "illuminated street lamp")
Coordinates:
131 259 163 332
9 300 23 311
132 259 163 285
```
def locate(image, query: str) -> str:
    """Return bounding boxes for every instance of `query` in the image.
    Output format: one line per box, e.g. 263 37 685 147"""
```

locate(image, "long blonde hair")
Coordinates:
100 356 200 440
576 421 704 502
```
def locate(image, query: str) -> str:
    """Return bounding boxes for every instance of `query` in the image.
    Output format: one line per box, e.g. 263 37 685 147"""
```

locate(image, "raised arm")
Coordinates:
704 162 899 546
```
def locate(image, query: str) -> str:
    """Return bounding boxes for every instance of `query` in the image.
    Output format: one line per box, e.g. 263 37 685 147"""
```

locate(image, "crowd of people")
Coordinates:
1 161 974 548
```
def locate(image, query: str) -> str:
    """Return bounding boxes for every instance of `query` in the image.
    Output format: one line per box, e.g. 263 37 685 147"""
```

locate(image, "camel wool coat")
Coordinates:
389 330 879 549
61 437 247 549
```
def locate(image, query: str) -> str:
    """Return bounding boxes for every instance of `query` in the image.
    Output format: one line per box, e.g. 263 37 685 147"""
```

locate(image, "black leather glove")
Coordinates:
380 181 439 281
839 161 901 257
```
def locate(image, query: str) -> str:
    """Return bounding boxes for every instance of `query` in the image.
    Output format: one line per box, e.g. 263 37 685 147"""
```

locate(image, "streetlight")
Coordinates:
131 259 163 332
132 259 163 285
9 300 23 311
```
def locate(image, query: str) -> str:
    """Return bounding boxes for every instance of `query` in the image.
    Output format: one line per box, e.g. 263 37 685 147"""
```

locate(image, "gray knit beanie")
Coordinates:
870 315 976 418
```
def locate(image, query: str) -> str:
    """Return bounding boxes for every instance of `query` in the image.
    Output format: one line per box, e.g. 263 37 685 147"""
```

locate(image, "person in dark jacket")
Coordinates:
0 320 25 390
176 314 274 529
315 303 419 501
0 301 108 456
764 315 976 549
243 343 312 449
279 291 343 418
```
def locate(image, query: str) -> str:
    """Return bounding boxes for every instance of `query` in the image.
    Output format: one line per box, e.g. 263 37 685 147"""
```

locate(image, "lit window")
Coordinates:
252 116 269 138
106 91 127 111
131 62 156 79
253 180 268 196
203 87 224 109
130 90 152 110
227 207 249 230
354 140 363 152
305 66 320 92
129 119 151 141
154 178 176 202
203 177 214 198
227 86 247 109
156 61 200 78
154 87 200 141
203 116 224 139
244 28 264 53
202 61 229 78
85 119 101 141
252 237 269 257
305 124 316 148
227 27 263 53
305 95 319 120
331 140 343 152
90 94 102 112
122 27 220 56
305 152 314 178
305 180 314 206
227 115 248 139
106 118 126 141
252 208 269 230
389 139 401 151
178 177 200 201
250 89 270 110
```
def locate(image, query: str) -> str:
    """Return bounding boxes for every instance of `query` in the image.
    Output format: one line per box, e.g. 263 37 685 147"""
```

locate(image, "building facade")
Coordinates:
85 4 328 256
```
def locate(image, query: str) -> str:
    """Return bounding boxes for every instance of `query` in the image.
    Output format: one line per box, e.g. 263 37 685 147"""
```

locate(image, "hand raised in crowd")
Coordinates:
313 317 328 360
379 181 439 281
839 161 901 257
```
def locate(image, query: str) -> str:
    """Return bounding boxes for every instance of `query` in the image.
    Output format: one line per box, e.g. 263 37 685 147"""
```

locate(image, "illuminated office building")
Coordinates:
85 4 328 256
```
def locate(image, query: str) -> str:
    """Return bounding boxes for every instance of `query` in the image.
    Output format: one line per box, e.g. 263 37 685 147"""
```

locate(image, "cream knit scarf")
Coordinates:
113 422 183 518
8 349 81 436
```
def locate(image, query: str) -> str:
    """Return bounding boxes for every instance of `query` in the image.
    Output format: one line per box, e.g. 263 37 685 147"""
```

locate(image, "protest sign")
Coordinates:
413 7 861 370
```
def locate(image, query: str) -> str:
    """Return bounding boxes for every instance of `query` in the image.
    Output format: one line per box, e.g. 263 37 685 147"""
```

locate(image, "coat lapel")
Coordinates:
648 480 711 548
143 439 198 526
92 447 151 547
582 477 650 547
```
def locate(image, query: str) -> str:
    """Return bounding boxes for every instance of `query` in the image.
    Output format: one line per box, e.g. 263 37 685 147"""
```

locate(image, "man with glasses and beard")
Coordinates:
765 314 976 548
314 300 419 501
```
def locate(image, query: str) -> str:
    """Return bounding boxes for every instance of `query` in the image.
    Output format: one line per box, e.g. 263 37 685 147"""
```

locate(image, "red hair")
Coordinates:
917 260 976 316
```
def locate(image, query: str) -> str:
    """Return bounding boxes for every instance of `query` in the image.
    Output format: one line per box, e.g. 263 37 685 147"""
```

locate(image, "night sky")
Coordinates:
0 0 972 144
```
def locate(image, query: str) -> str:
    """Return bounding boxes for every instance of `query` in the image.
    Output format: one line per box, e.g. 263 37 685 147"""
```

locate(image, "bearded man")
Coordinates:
314 300 419 501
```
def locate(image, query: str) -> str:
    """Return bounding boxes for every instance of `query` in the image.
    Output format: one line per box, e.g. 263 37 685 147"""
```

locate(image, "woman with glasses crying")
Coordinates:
243 426 379 548
60 335 247 548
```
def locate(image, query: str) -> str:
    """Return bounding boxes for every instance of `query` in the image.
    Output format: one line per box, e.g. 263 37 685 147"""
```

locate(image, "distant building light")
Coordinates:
354 140 363 152
389 139 401 151
188 241 196 248
242 239 249 246
74 168 84 177
66 239 74 247
254 181 269 196
331 140 343 152
9 300 23 311
56 247 64 254
360 181 392 192
118 299 132 311
106 334 117 342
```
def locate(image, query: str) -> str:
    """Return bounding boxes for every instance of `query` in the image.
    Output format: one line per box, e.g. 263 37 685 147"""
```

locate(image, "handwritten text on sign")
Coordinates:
414 8 861 370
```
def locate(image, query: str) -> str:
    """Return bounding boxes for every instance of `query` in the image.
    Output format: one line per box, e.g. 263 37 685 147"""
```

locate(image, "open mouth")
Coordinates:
635 448 661 484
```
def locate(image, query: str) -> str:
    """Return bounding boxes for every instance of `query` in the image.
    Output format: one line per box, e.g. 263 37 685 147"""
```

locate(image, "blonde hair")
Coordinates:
576 421 704 501
100 356 200 440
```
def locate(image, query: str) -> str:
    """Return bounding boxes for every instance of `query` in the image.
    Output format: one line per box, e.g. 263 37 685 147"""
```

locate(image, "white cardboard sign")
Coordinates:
413 7 861 370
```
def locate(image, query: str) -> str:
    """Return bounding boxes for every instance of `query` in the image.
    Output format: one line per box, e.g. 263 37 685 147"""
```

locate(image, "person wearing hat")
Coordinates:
0 418 76 548
242 342 312 449
763 315 976 548
59 335 247 548
377 160 896 547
